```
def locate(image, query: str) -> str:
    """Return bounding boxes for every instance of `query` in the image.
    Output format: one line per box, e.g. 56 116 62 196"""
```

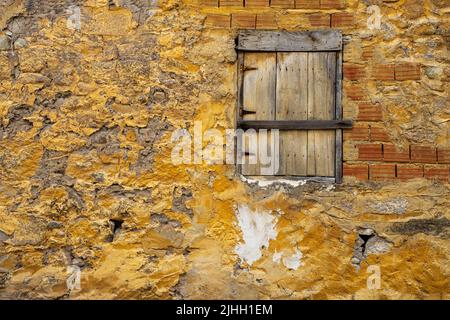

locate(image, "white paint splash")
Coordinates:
272 251 283 264
272 248 304 270
282 249 303 270
235 204 278 265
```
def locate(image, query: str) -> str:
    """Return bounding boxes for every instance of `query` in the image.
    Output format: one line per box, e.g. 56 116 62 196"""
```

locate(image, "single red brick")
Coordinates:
370 126 390 142
410 145 437 163
245 0 269 7
397 164 424 180
437 148 450 164
331 12 354 28
358 144 382 161
343 163 369 180
344 125 369 141
395 63 421 80
361 47 375 61
345 84 366 100
424 165 449 182
201 0 219 6
357 103 382 121
370 164 396 181
256 14 277 29
383 144 410 162
295 0 320 8
232 13 256 28
270 0 295 8
343 64 366 80
361 47 374 61
205 14 231 28
371 64 395 81
321 0 344 9
220 0 243 6
307 14 330 27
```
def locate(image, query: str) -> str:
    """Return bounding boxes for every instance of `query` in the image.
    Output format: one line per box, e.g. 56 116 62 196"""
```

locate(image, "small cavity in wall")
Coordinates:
352 228 392 271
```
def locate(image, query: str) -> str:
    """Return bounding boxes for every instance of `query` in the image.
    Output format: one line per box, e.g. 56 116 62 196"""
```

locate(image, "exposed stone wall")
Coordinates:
0 0 448 299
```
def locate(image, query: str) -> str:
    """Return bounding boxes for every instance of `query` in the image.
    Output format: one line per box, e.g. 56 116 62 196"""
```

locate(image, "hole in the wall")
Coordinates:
106 219 124 242
359 233 374 257
108 0 117 9
111 219 123 233
352 228 392 271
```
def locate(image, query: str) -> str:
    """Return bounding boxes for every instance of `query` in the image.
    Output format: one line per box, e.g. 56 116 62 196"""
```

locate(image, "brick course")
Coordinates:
245 0 270 7
358 144 382 161
331 13 354 28
370 164 396 180
410 145 437 163
397 164 424 180
395 63 421 80
205 14 231 28
424 165 449 182
232 13 256 28
383 144 410 162
357 103 382 121
343 64 365 80
371 64 395 81
343 164 369 180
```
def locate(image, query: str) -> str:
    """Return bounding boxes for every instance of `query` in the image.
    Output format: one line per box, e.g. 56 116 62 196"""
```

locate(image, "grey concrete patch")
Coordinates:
390 218 450 238
368 197 408 215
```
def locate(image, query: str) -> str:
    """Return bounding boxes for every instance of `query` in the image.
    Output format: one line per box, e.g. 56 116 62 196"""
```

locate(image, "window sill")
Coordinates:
239 175 336 188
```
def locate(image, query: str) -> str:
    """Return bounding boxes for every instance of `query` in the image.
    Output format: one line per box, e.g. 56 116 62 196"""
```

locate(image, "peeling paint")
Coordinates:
234 204 278 265
282 249 304 270
273 249 304 270
272 251 282 264
240 175 308 188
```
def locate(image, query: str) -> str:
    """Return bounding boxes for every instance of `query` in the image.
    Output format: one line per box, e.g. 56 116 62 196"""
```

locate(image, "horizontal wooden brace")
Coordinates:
237 30 342 52
244 176 336 183
238 120 353 130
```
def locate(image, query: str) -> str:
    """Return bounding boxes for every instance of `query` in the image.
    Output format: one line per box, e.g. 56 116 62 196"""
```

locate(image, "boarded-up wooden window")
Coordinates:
236 30 352 183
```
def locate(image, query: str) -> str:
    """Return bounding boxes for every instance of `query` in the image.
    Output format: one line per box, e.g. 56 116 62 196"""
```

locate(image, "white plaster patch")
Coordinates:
282 249 303 270
240 175 307 188
369 197 408 215
66 5 81 31
272 251 282 264
272 249 304 270
235 204 278 265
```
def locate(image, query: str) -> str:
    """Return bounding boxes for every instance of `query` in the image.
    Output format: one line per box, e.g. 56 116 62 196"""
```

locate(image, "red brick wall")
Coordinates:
201 1 449 183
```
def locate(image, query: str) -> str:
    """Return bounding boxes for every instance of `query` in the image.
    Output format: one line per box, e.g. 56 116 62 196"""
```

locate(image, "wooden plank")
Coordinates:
335 50 343 183
237 51 245 122
237 120 352 130
241 52 276 175
242 52 276 121
307 52 336 177
276 52 308 176
236 51 245 175
237 30 342 52
242 176 336 183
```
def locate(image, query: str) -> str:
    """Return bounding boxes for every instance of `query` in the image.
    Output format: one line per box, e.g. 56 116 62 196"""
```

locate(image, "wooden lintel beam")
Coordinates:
237 120 353 130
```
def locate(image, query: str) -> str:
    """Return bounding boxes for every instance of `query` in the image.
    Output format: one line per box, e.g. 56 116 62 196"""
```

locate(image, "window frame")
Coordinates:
235 30 352 183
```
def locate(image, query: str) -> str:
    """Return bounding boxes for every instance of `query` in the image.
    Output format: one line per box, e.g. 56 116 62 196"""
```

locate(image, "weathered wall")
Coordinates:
0 0 449 299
